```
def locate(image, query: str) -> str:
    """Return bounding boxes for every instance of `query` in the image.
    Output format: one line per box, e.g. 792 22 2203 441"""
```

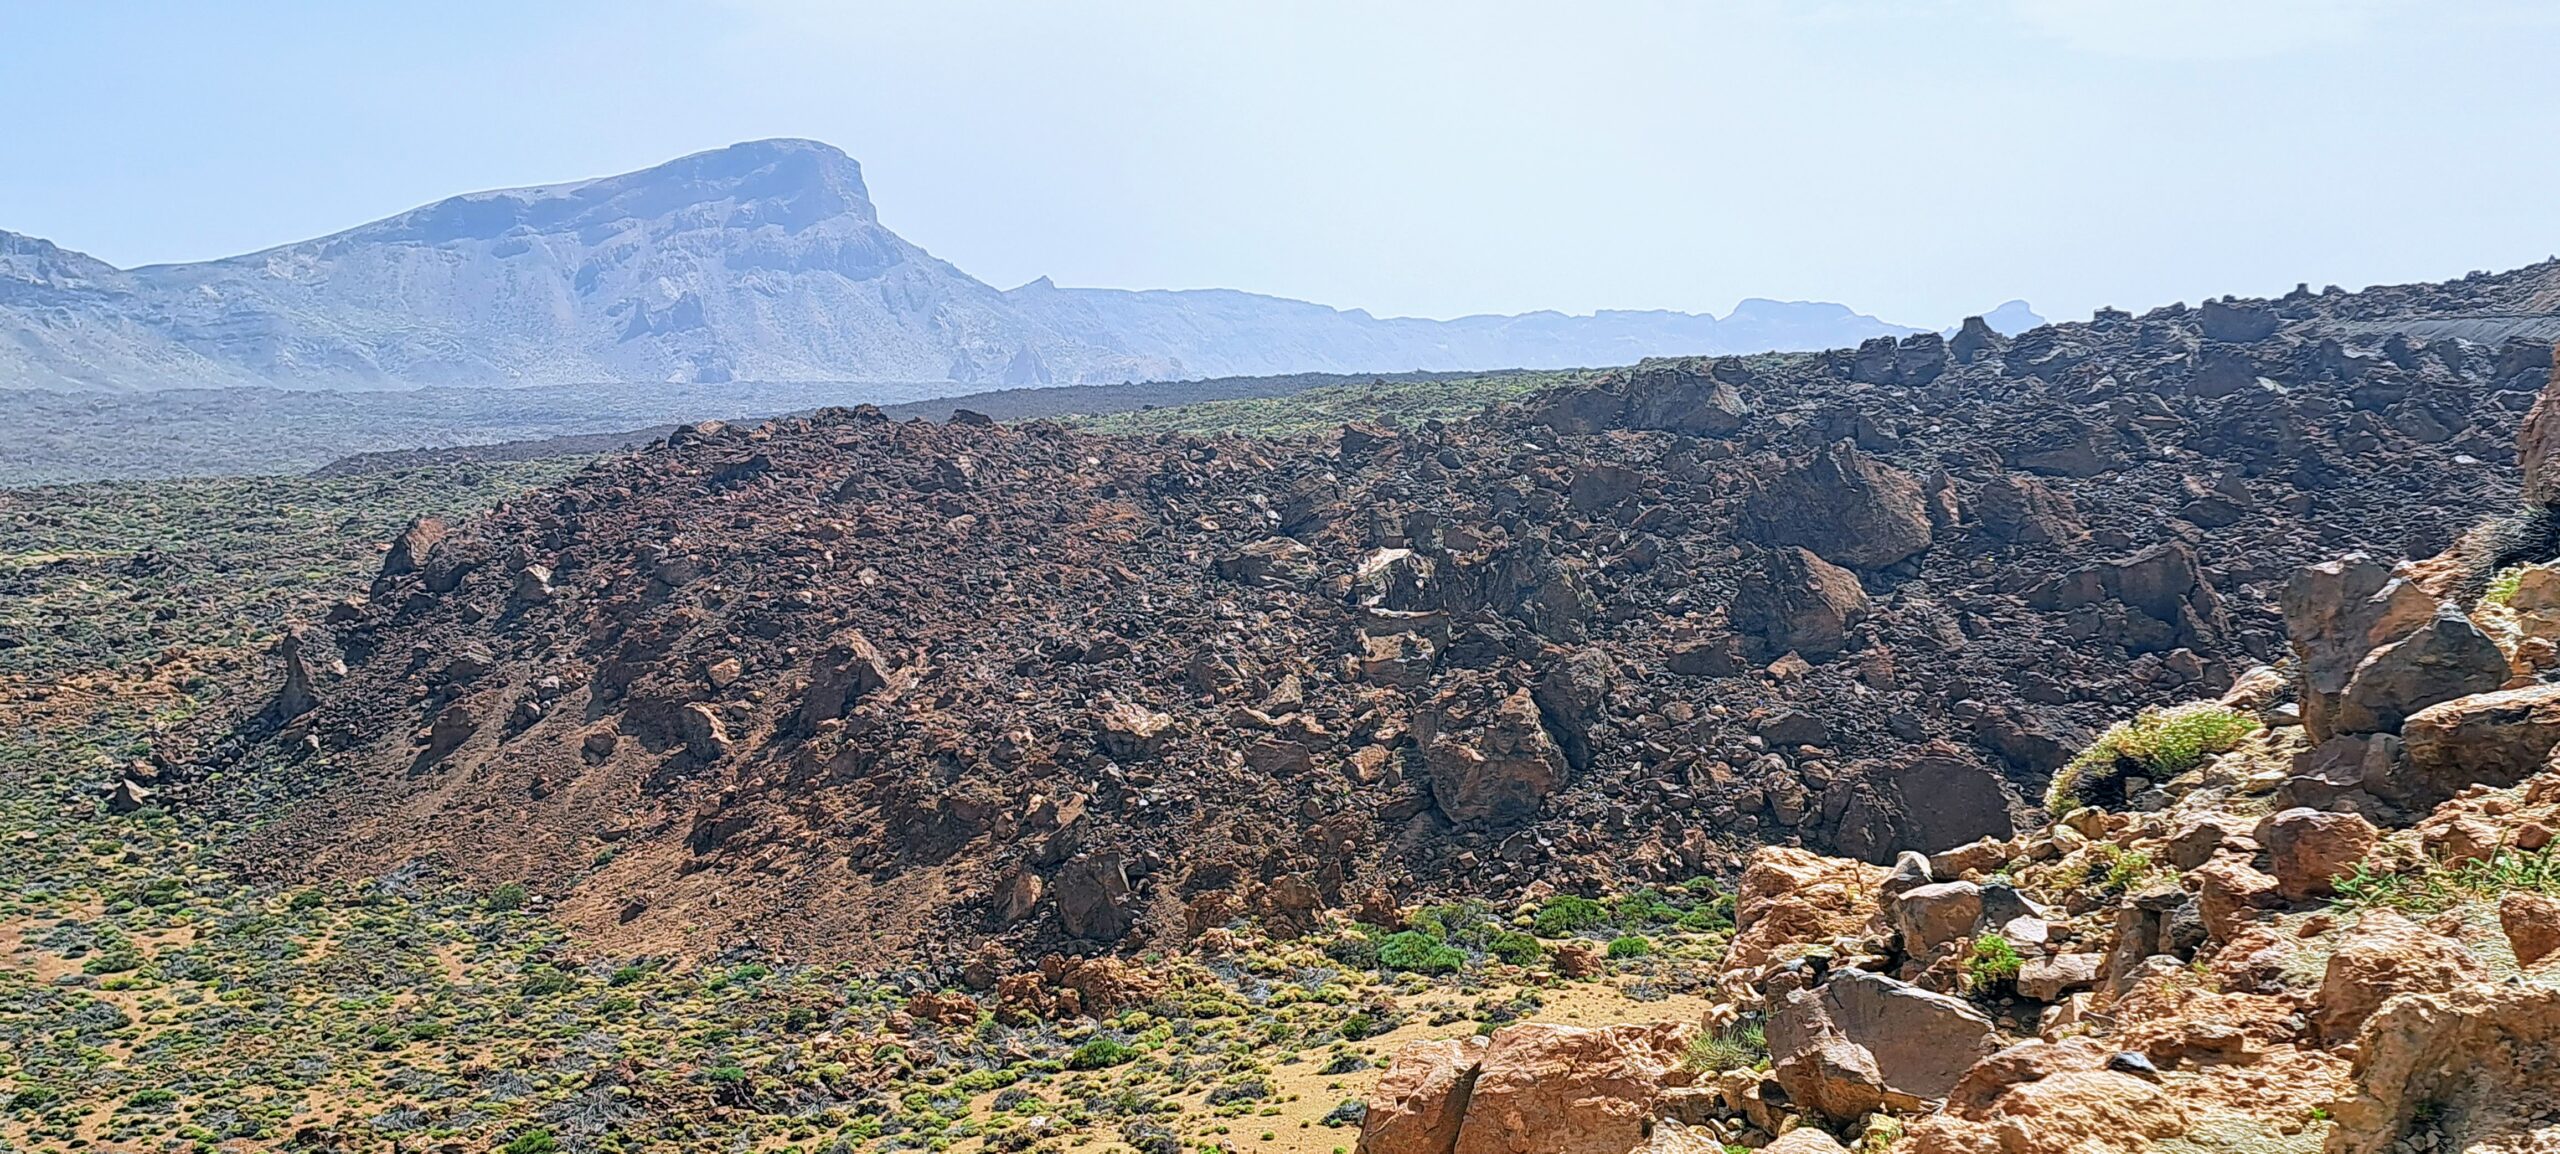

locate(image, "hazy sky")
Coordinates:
4 1 2555 327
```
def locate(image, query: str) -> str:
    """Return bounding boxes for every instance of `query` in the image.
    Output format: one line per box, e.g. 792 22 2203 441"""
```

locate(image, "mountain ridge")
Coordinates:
0 139 1997 392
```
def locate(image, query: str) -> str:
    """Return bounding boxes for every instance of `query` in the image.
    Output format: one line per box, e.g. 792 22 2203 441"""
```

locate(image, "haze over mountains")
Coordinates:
0 139 2035 393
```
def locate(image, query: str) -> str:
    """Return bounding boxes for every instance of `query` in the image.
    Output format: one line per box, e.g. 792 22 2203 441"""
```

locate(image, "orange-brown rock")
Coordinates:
994 955 1164 1022
1552 940 1605 978
2500 891 2560 967
1909 1070 2187 1154
1451 1021 1696 1154
2194 854 2286 944
2255 808 2377 902
2325 982 2560 1154
1761 1128 1851 1154
1360 1022 1696 1154
2314 910 2488 1042
1357 1036 1486 1154
2399 682 2560 803
901 990 979 1029
1729 847 1885 973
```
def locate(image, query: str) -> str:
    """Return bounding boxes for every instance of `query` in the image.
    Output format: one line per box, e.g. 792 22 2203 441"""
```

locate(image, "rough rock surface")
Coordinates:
211 287 2552 965
2399 682 2560 805
1452 1022 1696 1154
2326 983 2560 1154
1769 969 2000 1122
2314 911 2488 1042
2255 808 2379 901
1356 1036 1485 1154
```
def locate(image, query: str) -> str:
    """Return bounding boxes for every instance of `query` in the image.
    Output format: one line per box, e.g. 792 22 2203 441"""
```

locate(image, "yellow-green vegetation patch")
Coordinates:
2333 846 2560 915
2047 701 2261 814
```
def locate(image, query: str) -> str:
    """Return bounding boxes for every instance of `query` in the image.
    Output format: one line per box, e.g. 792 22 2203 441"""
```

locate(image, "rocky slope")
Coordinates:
175 274 2560 981
0 140 1943 392
1350 384 2560 1153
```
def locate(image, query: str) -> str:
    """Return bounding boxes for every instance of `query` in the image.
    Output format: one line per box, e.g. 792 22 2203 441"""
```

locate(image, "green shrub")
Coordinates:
1377 931 1465 975
2085 845 2167 896
1606 934 1652 959
502 1129 560 1154
484 882 527 912
704 1065 747 1084
1531 895 1607 938
1681 1021 1766 1073
2048 702 2259 814
1067 1039 1136 1070
1964 935 2023 991
1325 929 1383 970
1611 887 1679 925
519 964 574 997
1485 930 1544 967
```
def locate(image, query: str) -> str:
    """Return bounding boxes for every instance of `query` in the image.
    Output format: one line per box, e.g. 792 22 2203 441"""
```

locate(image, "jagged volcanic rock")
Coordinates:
213 291 2552 969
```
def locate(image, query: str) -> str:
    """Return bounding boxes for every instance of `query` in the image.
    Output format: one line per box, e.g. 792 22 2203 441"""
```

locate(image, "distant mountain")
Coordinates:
1 139 1960 392
1979 299 2044 336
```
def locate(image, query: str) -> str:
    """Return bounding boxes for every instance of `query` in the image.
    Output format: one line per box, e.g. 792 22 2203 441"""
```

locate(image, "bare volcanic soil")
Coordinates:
213 292 2553 972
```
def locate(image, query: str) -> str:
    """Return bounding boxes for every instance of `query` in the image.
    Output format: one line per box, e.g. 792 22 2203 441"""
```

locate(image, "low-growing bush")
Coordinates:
2048 702 2258 814
1485 930 1544 966
1531 895 1607 938
1067 1038 1136 1070
1377 931 1465 974
1681 1020 1766 1073
1964 934 2023 992
1605 934 1651 959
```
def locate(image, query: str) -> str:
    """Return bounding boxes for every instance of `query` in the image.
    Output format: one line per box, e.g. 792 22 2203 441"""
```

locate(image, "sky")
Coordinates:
2 0 2556 328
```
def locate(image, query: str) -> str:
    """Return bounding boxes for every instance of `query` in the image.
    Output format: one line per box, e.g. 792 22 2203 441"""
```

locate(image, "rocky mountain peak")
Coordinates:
343 138 878 250
0 230 124 289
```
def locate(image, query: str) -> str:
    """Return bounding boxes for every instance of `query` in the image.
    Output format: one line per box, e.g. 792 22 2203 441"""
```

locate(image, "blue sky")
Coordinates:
3 1 2555 326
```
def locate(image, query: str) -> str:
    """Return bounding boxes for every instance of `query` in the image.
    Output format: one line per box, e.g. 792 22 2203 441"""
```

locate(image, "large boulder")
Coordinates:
2315 911 2488 1042
1768 969 2001 1122
2283 556 2504 741
2502 892 2560 967
1822 754 2018 865
1417 683 1569 826
1359 1023 1695 1154
264 628 320 724
2199 298 2281 342
1731 546 1871 659
1975 473 2083 545
2398 683 2560 806
380 515 450 578
1891 881 1984 957
1053 852 1136 941
1357 1036 1485 1154
1450 1021 1695 1154
2254 808 2378 902
1909 1070 2188 1154
1730 847 1887 972
2325 982 2560 1154
1742 442 1934 570
1620 362 1751 436
798 629 898 731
